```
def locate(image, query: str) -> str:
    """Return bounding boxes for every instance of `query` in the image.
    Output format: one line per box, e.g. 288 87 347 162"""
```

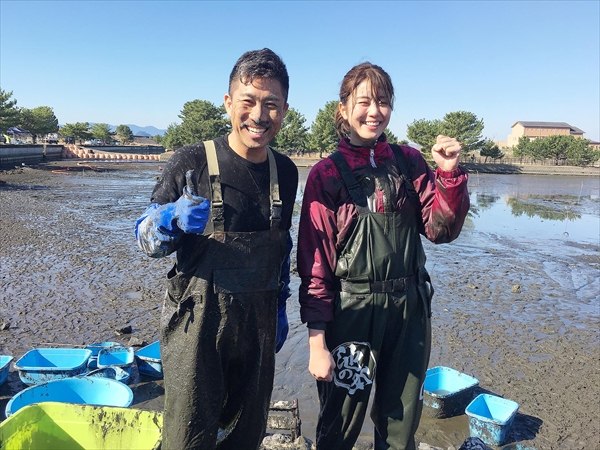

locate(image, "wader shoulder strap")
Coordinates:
329 151 369 214
203 140 225 232
204 142 281 232
390 144 424 228
267 147 282 231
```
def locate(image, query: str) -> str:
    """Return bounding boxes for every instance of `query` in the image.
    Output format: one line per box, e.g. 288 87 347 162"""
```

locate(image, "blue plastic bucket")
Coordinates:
97 346 134 374
465 393 519 446
423 366 479 418
134 341 163 379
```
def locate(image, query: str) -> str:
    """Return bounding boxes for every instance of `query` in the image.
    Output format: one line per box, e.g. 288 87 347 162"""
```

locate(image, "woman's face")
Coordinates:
340 80 392 147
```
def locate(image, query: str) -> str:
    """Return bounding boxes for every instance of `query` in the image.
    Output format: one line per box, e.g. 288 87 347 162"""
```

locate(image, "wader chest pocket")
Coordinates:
166 264 193 304
213 267 279 294
337 291 372 312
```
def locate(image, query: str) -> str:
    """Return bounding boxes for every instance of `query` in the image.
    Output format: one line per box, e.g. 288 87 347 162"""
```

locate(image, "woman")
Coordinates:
297 62 470 449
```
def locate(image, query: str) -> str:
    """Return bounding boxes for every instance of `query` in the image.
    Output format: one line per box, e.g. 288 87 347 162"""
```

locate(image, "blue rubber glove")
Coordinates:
275 233 293 353
134 170 209 258
174 186 210 234
135 203 182 258
152 187 209 236
150 197 209 236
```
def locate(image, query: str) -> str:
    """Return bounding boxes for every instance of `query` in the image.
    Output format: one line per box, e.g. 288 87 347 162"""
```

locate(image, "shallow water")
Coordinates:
466 173 599 246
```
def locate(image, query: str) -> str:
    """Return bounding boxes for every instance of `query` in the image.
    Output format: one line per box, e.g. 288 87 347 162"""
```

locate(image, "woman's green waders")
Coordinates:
160 142 287 449
316 151 433 450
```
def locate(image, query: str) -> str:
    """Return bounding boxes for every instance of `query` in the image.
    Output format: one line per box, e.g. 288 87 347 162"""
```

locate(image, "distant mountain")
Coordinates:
59 123 167 137
93 124 166 136
124 125 166 137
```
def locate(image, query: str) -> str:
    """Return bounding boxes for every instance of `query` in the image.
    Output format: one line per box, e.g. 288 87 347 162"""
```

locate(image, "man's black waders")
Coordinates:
160 141 287 450
316 149 433 450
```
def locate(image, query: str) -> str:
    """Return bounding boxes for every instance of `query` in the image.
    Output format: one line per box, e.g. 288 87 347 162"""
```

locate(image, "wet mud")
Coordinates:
1 162 598 450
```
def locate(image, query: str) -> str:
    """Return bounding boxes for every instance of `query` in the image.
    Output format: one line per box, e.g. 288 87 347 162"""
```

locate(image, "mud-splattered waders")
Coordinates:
160 141 287 449
316 148 434 450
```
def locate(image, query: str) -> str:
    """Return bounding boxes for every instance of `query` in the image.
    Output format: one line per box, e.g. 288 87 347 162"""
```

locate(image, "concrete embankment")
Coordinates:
0 144 166 167
0 144 63 166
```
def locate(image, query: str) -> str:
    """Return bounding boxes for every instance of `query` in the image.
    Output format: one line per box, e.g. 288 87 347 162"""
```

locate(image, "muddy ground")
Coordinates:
0 162 598 450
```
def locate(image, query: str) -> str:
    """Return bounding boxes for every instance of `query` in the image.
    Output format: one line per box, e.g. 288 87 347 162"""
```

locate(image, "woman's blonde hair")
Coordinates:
335 62 395 139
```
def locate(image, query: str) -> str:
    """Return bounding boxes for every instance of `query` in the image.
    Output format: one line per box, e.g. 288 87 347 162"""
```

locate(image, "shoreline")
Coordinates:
2 145 599 176
289 156 600 176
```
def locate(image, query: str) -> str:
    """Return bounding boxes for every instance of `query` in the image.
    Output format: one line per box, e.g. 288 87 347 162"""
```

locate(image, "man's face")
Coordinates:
224 76 288 162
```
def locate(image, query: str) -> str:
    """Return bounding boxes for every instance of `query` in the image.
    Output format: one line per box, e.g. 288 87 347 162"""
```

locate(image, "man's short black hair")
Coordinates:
229 48 289 102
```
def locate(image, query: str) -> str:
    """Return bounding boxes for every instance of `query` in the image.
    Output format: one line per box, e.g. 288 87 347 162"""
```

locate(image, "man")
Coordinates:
135 48 298 449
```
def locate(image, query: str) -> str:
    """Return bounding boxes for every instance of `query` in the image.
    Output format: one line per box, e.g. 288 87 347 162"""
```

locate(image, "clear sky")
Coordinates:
1 1 599 142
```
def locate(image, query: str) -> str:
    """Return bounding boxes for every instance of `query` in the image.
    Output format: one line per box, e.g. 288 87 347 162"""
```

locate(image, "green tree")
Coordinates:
162 123 185 150
90 123 114 143
273 107 308 154
479 140 505 162
153 134 163 145
566 137 600 166
540 134 600 166
116 124 134 144
308 100 338 158
439 111 486 154
179 100 230 145
512 136 531 160
0 89 20 132
529 138 550 162
407 111 489 159
513 134 599 166
19 106 59 143
544 134 573 165
406 118 441 158
384 128 400 145
60 122 92 144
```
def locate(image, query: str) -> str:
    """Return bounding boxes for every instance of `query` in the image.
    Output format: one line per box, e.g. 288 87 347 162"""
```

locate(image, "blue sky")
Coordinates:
1 1 599 142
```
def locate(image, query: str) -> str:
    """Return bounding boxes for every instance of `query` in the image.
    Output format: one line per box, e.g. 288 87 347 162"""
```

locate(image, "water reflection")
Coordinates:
476 193 500 210
469 193 500 217
506 196 582 221
467 174 599 245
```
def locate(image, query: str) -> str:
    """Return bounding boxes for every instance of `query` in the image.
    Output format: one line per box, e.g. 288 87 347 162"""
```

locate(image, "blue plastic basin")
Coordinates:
14 348 91 385
5 376 134 417
86 342 121 370
465 393 519 446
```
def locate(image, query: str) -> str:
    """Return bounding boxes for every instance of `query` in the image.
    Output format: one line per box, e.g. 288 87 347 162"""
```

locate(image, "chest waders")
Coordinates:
160 141 287 450
316 149 433 450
